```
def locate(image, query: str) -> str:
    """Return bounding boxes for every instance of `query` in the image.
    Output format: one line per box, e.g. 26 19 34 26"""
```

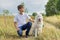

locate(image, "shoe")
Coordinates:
26 35 28 38
19 35 22 37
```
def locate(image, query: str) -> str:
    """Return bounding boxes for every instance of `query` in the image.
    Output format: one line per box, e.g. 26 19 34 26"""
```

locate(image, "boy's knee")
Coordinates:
27 22 32 27
17 30 22 36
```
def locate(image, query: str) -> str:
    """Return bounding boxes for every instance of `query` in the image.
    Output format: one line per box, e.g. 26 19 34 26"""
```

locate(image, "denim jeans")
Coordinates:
17 22 32 36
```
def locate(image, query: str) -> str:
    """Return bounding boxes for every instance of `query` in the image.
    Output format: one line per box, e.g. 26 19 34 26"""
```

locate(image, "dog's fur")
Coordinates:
32 13 43 37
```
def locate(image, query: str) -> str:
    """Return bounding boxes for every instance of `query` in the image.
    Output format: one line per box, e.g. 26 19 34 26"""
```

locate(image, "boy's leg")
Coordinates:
17 22 32 37
17 27 23 36
17 24 28 37
26 22 32 36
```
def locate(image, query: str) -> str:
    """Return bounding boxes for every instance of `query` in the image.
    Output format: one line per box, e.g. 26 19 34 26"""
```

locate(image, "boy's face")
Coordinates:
19 7 24 13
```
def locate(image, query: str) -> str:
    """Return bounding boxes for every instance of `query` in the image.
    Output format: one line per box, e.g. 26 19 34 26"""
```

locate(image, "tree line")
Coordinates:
45 0 60 16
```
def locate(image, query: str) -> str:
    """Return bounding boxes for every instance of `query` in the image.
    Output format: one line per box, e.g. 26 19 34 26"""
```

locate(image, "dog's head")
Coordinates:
36 13 42 22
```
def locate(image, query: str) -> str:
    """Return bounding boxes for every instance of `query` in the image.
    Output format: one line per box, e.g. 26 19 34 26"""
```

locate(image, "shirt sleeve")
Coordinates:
26 14 31 19
14 15 18 22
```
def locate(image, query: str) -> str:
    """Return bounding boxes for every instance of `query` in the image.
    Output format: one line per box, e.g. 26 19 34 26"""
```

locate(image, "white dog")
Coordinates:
33 13 43 38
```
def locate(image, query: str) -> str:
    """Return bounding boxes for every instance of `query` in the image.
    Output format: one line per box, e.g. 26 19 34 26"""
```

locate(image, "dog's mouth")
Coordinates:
38 19 41 22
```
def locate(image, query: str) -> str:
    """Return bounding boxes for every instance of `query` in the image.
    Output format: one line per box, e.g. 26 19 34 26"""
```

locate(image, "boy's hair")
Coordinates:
17 5 24 10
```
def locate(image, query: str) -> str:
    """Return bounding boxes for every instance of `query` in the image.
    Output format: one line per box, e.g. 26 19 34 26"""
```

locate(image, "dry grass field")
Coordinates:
0 15 60 40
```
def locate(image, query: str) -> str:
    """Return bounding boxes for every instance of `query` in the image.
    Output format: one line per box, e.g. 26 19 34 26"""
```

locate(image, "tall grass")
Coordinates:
0 15 60 40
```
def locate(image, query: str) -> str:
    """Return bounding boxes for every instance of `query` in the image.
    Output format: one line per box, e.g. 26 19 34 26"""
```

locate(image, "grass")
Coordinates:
0 15 60 40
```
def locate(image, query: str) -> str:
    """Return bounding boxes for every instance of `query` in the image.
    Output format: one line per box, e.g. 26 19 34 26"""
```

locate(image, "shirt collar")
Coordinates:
19 12 24 15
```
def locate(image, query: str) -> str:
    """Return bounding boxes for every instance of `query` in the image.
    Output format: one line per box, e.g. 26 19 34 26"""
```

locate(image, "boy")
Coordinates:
14 5 33 38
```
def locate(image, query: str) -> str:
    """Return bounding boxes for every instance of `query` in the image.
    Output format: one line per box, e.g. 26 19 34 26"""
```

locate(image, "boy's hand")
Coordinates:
16 27 20 31
29 18 34 23
14 22 20 31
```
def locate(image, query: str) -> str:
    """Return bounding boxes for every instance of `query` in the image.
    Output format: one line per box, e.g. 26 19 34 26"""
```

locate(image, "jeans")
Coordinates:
17 22 32 36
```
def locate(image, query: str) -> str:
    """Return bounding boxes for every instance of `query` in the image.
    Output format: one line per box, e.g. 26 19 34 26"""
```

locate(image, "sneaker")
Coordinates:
26 35 28 38
19 35 22 37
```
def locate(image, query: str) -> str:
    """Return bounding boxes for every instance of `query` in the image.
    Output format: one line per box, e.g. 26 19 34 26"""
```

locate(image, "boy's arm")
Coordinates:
14 15 20 31
27 14 34 22
14 22 20 31
29 18 34 22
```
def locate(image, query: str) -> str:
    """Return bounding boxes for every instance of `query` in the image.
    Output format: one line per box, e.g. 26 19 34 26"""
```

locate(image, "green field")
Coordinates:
0 15 60 40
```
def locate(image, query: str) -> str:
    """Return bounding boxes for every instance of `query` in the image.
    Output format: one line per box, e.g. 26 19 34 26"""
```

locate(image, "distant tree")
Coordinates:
21 2 24 6
45 0 58 16
3 9 9 27
21 2 28 13
25 8 28 13
32 12 37 17
3 9 9 16
56 0 60 11
56 0 60 15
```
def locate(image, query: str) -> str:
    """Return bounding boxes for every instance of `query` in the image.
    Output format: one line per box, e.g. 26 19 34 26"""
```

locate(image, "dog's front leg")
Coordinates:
35 28 38 38
38 25 43 35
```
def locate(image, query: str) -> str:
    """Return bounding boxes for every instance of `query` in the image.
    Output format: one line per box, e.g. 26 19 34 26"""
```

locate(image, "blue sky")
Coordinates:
0 0 48 14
